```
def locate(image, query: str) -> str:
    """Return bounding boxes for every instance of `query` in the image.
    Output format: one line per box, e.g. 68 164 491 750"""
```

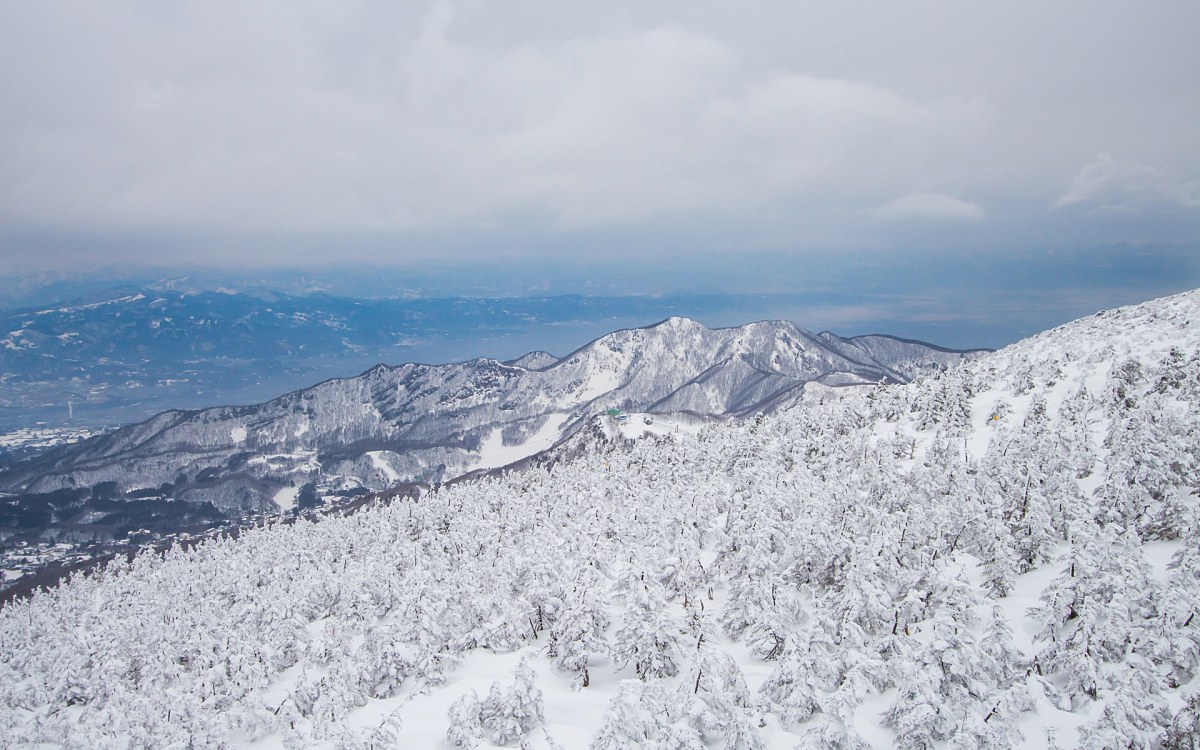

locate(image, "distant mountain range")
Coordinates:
0 316 985 547
0 286 903 431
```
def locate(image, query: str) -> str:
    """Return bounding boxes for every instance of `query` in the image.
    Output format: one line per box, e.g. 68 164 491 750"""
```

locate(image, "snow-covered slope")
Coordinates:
1 289 1197 748
0 316 981 512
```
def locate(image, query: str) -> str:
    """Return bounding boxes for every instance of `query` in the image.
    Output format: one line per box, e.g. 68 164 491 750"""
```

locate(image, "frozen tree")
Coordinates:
720 563 798 660
478 661 545 746
883 663 943 749
912 367 973 433
611 578 684 680
591 680 702 750
983 395 1062 570
446 691 484 749
1058 385 1097 478
827 533 897 636
945 685 1031 749
1079 658 1170 749
801 669 875 750
1154 509 1200 682
1033 521 1161 706
366 708 405 748
548 577 610 689
475 595 537 652
1162 690 1200 750
757 599 866 730
1106 358 1145 414
678 648 763 749
1104 390 1193 539
981 606 1024 682
358 627 416 699
978 515 1018 598
985 396 1010 427
1011 365 1036 395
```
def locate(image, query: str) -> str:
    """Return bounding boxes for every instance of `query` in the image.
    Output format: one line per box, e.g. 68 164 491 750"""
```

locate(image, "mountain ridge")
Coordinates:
0 286 995 432
0 315 983 528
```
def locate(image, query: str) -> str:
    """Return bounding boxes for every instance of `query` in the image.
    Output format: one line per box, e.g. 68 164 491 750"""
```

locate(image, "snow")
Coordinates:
1144 537 1185 584
996 548 1063 658
35 292 147 315
1013 675 1093 749
577 369 621 402
367 450 401 483
473 413 570 472
0 314 979 511
246 451 319 473
613 412 704 440
0 426 96 450
272 485 300 512
2 288 1199 749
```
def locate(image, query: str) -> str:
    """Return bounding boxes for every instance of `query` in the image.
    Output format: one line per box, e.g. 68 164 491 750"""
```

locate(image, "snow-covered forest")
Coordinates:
2 290 1199 748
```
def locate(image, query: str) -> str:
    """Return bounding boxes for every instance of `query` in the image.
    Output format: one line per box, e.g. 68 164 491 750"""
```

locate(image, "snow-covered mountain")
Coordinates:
0 316 982 515
1 289 1197 749
0 285 988 433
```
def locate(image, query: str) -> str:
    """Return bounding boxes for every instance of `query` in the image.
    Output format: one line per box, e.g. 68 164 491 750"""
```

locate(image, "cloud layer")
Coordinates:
1054 154 1200 215
872 194 985 223
1 1 1197 267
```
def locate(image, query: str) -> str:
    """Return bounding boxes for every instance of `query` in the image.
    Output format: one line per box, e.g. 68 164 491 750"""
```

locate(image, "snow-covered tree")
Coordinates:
446 691 484 748
611 578 684 680
677 648 763 749
591 680 702 750
478 661 545 746
1161 690 1200 750
548 575 610 689
1078 658 1170 749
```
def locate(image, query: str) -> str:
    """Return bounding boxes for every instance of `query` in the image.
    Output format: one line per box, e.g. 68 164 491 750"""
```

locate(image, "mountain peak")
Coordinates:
505 351 559 370
0 313 983 533
653 315 705 330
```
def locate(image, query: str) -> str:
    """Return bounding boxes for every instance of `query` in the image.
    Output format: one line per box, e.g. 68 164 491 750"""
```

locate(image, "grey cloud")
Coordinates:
0 9 988 234
1054 154 1200 214
872 194 985 223
0 0 1197 268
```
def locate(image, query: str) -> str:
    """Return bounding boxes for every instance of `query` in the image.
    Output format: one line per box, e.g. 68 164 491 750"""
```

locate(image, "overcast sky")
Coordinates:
1 1 1198 288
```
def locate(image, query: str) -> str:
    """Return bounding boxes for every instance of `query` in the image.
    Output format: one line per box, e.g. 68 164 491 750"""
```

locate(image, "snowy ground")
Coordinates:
472 413 572 472
2 289 1199 748
272 485 300 513
0 425 96 451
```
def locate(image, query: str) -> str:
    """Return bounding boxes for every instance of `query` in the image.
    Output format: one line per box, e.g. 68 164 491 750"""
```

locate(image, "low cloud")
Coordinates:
871 193 985 222
1054 154 1200 214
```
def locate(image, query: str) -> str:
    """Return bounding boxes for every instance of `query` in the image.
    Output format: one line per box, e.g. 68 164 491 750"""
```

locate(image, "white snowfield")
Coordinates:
2 289 1200 748
471 413 573 473
0 426 95 451
271 485 300 513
